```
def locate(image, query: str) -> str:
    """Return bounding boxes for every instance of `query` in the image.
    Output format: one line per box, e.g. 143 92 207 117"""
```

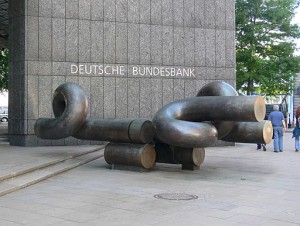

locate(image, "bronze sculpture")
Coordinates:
34 81 273 170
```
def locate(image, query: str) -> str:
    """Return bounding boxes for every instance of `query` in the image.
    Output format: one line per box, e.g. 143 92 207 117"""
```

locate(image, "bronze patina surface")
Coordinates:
35 81 271 170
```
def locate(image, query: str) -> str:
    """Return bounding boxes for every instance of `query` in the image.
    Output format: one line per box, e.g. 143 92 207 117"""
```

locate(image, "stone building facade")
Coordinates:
9 0 235 146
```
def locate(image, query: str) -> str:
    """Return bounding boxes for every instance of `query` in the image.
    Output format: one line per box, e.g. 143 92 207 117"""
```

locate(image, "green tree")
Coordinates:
0 48 8 92
236 0 300 96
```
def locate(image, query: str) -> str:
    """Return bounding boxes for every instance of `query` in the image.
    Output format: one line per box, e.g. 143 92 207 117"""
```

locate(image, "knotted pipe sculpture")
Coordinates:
35 83 156 169
152 81 272 169
35 81 273 170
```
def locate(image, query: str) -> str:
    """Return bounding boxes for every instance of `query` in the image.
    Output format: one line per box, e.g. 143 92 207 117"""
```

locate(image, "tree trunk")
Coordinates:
246 78 252 95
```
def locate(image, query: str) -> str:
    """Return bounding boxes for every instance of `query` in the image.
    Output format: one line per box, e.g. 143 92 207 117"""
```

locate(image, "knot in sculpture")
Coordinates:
35 81 273 170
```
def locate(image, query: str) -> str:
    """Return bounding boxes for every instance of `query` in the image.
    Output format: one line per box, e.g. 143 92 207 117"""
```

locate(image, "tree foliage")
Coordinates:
236 0 300 96
0 48 8 92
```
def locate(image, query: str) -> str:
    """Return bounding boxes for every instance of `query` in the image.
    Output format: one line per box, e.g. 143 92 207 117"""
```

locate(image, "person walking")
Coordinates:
293 108 300 152
268 105 286 152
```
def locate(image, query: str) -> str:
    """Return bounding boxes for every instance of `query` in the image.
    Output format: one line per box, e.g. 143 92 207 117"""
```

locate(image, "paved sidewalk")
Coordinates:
0 127 300 225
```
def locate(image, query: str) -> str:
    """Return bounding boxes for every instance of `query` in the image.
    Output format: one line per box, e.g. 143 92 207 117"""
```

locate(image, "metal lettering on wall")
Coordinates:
71 64 195 77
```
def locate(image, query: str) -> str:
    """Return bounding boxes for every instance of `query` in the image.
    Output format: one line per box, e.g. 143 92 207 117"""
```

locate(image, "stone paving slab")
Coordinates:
0 130 300 225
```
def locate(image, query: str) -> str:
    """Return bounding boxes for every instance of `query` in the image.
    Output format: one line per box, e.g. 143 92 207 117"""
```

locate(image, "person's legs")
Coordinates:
257 144 261 150
273 127 279 152
278 127 284 152
295 137 299 152
279 135 283 151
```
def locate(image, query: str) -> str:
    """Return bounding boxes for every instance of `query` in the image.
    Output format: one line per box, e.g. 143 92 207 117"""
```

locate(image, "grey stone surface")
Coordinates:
184 0 195 27
103 77 116 118
205 29 216 67
8 0 236 146
151 25 162 65
104 0 115 22
91 0 104 21
151 0 162 25
195 28 206 66
195 0 205 27
38 62 52 76
52 62 66 76
104 22 116 63
38 76 52 118
140 0 151 24
128 24 140 64
66 19 79 62
205 0 216 29
52 0 65 18
27 61 39 76
216 30 226 67
140 79 152 118
39 0 52 18
27 0 39 17
226 0 235 30
184 79 196 98
116 78 128 118
52 18 66 62
139 24 151 65
162 0 173 26
184 27 195 66
173 79 185 101
216 0 226 29
38 17 52 61
27 119 36 134
79 20 91 62
173 0 184 26
162 26 173 66
116 24 128 64
127 78 140 118
26 16 39 61
51 76 66 94
91 21 104 63
90 77 104 118
0 133 296 224
79 0 91 20
151 78 163 115
162 79 173 106
226 30 236 67
174 27 184 66
66 0 79 19
65 76 79 84
128 0 139 23
116 0 127 23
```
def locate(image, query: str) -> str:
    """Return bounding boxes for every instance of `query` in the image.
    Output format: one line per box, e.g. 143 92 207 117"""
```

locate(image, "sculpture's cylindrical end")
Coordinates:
192 148 206 167
175 147 206 167
104 143 156 169
254 96 266 122
263 120 273 144
129 119 155 144
221 120 273 144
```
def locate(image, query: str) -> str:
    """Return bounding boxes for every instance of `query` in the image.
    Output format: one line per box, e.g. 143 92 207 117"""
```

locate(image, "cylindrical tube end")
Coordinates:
254 96 266 122
129 119 155 144
263 120 273 144
174 147 205 167
221 120 273 144
104 143 156 169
